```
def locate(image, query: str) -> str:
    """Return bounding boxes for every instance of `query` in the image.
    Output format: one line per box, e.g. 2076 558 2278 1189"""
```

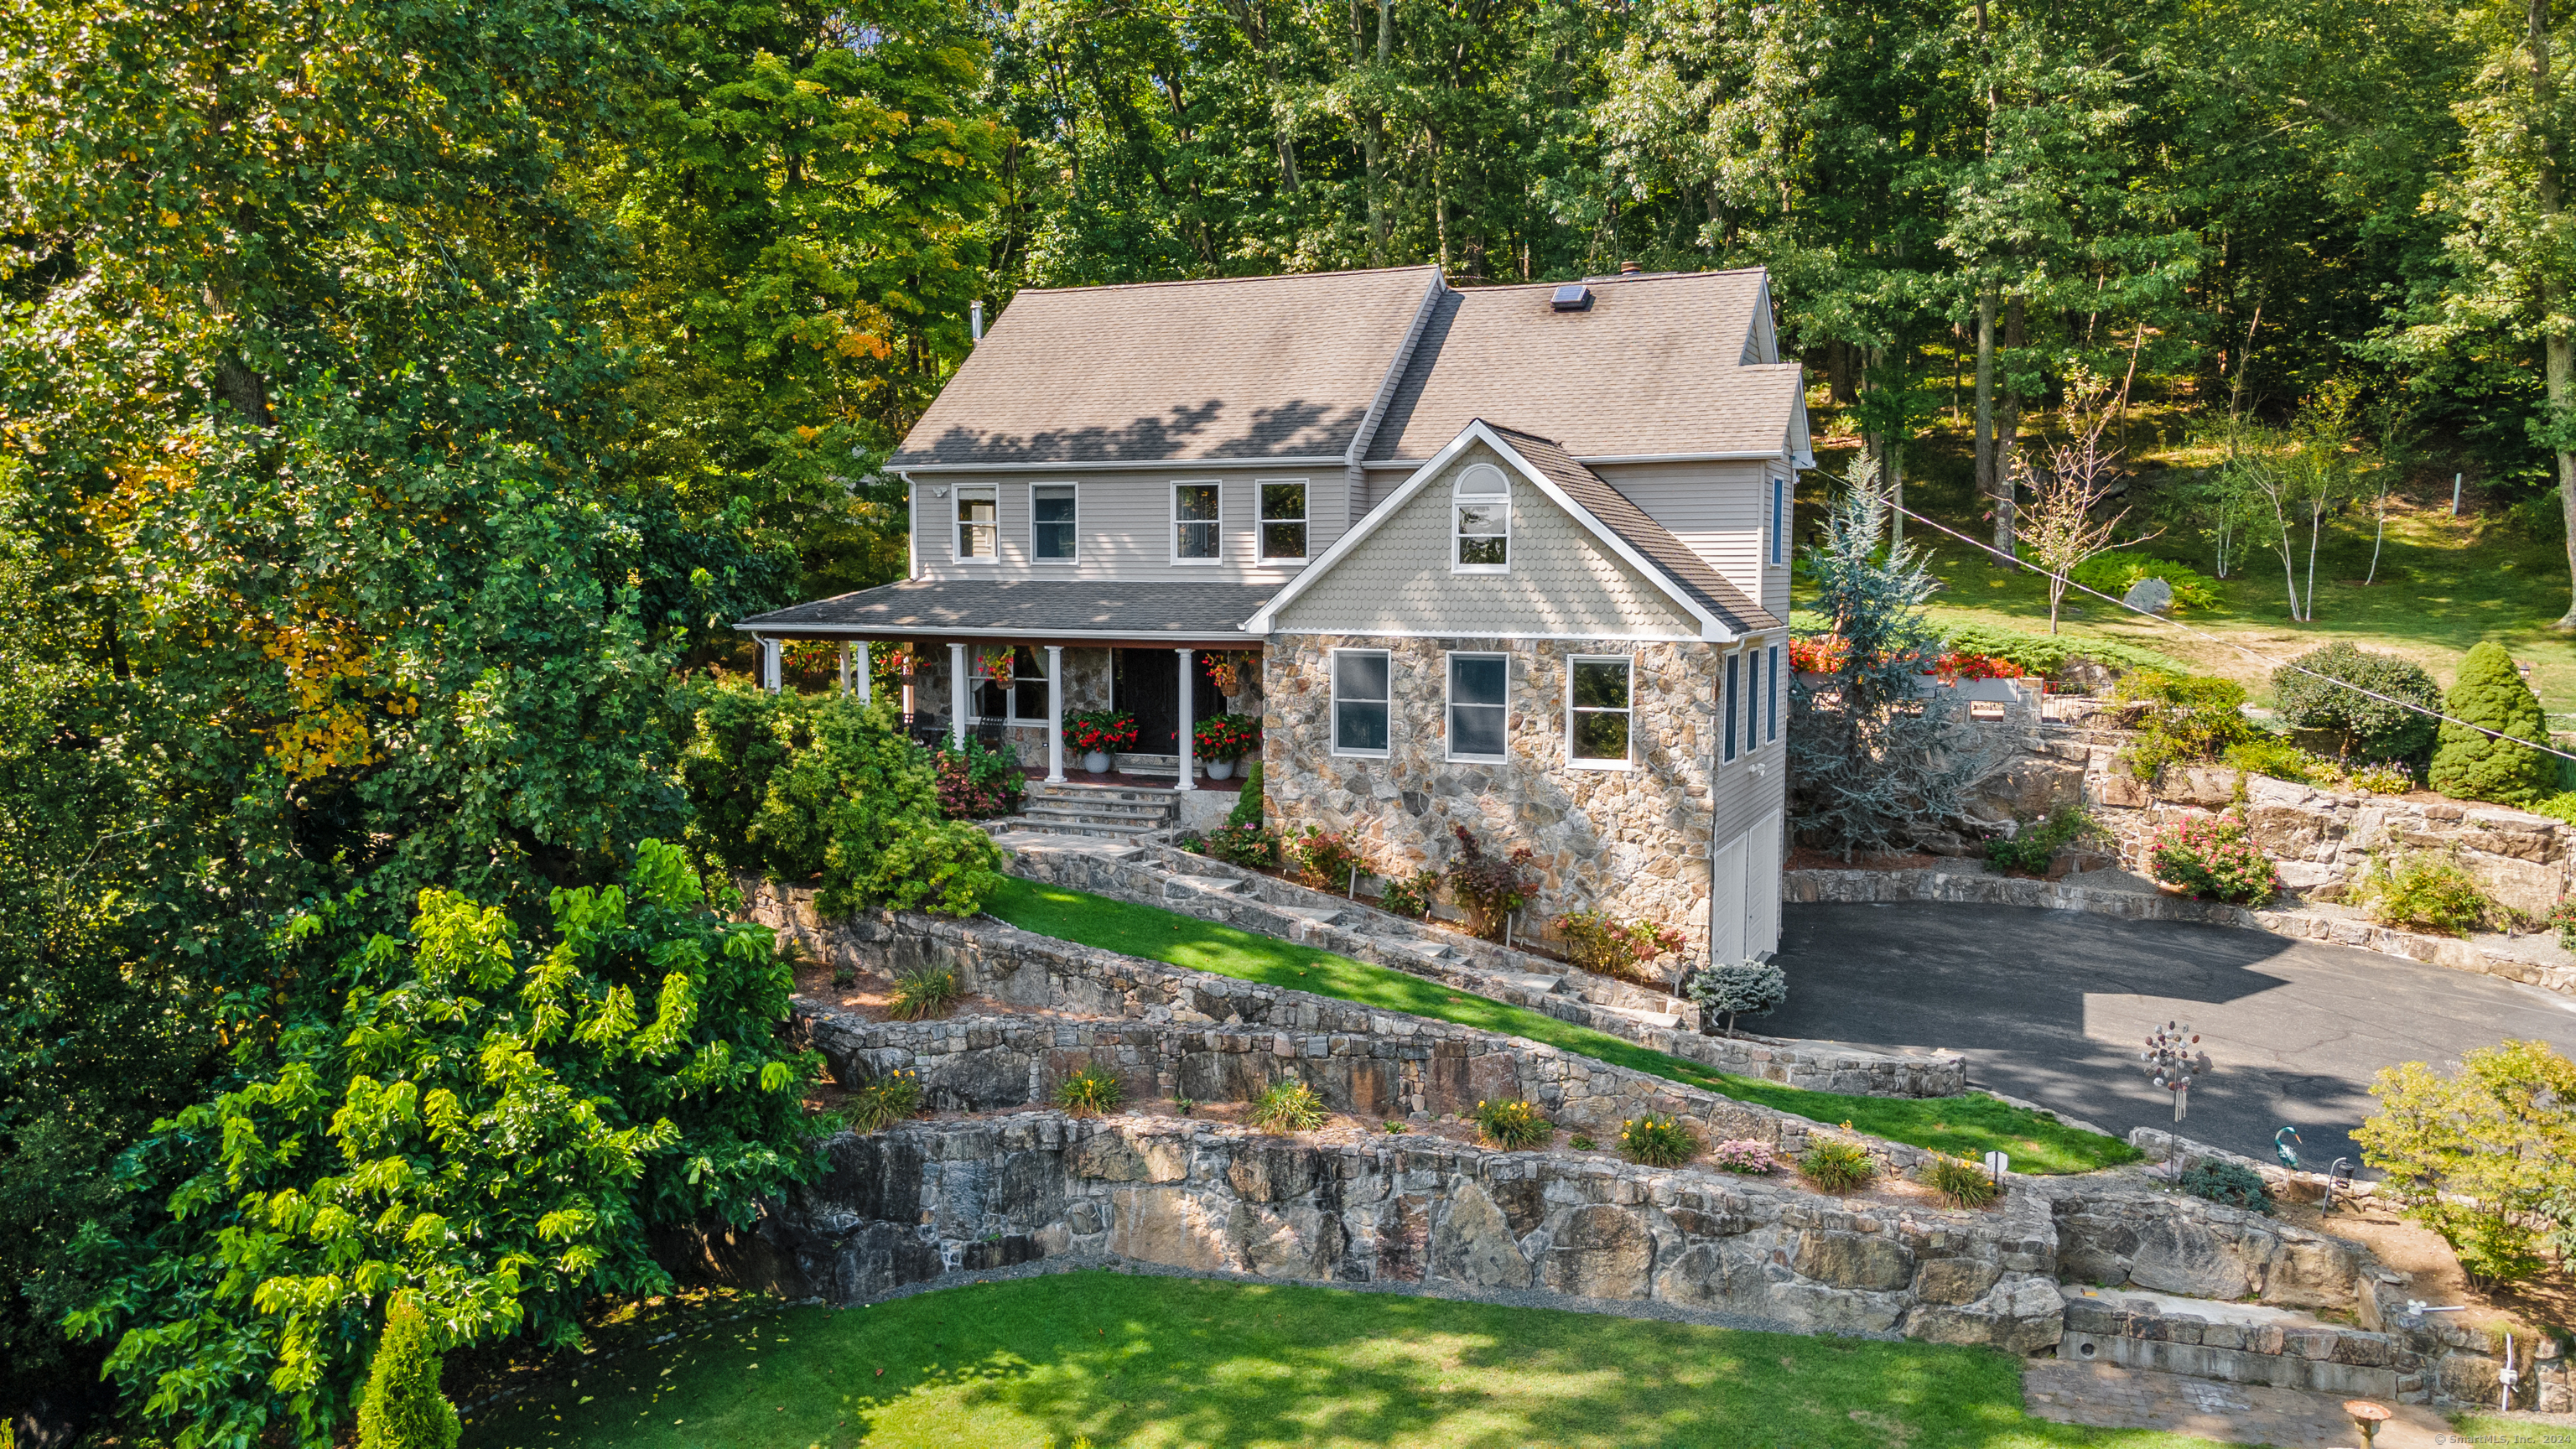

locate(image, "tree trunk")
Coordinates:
1975 286 1999 543
1996 299 2024 558
1828 340 1857 405
1365 0 1392 266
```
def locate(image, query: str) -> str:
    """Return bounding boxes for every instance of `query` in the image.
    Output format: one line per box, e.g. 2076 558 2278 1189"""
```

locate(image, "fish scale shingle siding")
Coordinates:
1265 444 1701 639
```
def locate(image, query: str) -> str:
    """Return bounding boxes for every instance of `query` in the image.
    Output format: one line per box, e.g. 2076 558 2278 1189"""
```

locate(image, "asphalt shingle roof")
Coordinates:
1368 272 1802 461
737 579 1277 639
889 267 1442 467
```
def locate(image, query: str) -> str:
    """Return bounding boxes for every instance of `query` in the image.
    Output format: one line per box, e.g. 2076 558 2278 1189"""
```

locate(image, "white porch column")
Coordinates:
1044 645 1066 783
850 641 871 704
948 642 969 748
1174 647 1196 791
759 636 782 693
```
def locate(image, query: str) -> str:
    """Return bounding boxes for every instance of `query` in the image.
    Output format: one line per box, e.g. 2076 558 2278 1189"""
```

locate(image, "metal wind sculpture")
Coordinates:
2143 1021 2213 1123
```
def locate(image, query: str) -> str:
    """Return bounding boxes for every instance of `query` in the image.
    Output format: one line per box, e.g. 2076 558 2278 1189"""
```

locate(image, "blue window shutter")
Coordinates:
1768 644 1782 741
1722 653 1739 763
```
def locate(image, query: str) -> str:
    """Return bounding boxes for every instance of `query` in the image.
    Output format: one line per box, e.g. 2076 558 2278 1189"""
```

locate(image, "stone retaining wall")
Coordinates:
774 923 1955 1168
753 881 1965 1100
2051 1187 2373 1311
1784 863 2576 996
679 1113 2066 1354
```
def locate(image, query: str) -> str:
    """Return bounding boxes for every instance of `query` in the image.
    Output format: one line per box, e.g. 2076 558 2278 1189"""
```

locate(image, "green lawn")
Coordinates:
1802 422 2576 722
460 1272 2215 1449
984 878 2137 1175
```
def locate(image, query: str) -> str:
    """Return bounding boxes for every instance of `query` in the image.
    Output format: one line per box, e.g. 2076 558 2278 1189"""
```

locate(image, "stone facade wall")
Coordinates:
1262 633 1722 952
750 885 1964 1100
681 1113 2065 1354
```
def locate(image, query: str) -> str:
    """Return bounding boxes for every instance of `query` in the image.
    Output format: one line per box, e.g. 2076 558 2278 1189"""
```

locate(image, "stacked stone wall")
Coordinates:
750 886 1963 1101
682 1114 2065 1354
1261 634 1723 953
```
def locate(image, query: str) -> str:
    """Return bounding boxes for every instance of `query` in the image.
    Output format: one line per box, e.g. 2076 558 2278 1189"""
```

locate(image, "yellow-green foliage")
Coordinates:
1799 1136 1877 1192
1249 1080 1327 1133
2430 641 2557 807
678 681 1004 917
1917 1154 2001 1209
2116 672 2262 780
1618 1113 1699 1167
1052 1064 1125 1117
2355 847 2491 936
1471 1098 1550 1150
2355 1039 2576 1285
356 1294 460 1449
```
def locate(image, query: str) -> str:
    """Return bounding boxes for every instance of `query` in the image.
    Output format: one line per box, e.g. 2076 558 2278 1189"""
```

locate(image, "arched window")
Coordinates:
1452 463 1510 573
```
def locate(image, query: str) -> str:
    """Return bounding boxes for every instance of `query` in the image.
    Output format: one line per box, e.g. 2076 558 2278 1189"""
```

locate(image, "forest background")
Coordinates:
3 0 2572 1440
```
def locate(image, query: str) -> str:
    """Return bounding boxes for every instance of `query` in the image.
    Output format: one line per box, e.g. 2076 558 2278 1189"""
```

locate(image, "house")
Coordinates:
735 264 1813 963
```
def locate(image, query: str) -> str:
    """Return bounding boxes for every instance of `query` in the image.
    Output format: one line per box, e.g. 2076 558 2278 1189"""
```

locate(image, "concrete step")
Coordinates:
1026 783 1182 804
1378 935 1455 962
1165 873 1247 896
1023 800 1176 823
986 826 1146 860
1000 816 1165 839
1273 903 1348 928
1596 1004 1684 1031
1492 969 1572 997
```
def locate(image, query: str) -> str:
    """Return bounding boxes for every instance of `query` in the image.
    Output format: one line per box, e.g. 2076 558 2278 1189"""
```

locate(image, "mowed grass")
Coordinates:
460 1272 2213 1449
984 878 2137 1175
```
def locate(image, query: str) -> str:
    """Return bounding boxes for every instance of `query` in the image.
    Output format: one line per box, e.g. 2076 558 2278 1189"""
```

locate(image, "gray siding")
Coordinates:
908 465 1351 584
1587 460 1768 613
1268 442 1703 639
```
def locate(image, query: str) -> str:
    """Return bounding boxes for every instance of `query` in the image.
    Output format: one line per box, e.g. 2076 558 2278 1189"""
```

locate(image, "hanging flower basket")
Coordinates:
1205 652 1249 696
977 646 1016 688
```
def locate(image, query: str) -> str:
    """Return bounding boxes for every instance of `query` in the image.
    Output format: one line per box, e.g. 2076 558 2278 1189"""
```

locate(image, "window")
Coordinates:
1172 482 1220 563
970 646 1049 723
1332 649 1390 755
1769 475 1786 565
1768 642 1782 742
1452 463 1510 572
1446 653 1508 761
1568 656 1632 766
1722 652 1740 763
1032 484 1078 562
955 486 997 561
1744 647 1762 756
1259 480 1307 562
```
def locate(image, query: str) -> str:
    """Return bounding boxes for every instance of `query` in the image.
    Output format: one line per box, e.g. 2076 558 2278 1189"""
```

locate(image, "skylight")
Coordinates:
1550 284 1592 312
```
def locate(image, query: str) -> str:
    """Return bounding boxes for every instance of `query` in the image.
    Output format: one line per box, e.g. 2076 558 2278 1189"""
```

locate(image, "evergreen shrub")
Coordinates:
2177 1160 2272 1215
356 1293 460 1449
1686 959 1788 1036
2272 642 2440 766
2430 642 2557 806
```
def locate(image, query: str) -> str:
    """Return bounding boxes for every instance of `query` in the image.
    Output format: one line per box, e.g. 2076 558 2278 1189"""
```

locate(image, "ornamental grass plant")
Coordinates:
1249 1080 1327 1134
1799 1135 1877 1193
1052 1064 1125 1117
1618 1113 1699 1167
1917 1154 2001 1209
886 966 963 1021
848 1069 924 1131
1471 1098 1550 1150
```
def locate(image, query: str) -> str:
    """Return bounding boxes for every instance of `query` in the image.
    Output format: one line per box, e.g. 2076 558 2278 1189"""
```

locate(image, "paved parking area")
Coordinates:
1768 901 2576 1169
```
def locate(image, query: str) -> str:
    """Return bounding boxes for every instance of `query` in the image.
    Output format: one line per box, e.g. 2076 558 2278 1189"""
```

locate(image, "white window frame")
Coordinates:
1029 481 1079 564
1565 653 1633 770
1329 647 1393 758
1171 480 1223 565
1444 651 1510 764
1255 477 1309 564
968 646 1051 724
1452 463 1511 574
953 484 999 564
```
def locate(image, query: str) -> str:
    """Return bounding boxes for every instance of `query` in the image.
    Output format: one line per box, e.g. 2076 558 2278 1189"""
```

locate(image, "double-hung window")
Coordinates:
969 646 1048 723
1722 652 1741 763
955 486 997 561
1332 649 1391 755
1446 653 1508 761
1172 481 1221 563
1452 463 1509 572
1568 656 1632 766
1768 642 1782 742
1032 484 1078 562
1259 480 1307 563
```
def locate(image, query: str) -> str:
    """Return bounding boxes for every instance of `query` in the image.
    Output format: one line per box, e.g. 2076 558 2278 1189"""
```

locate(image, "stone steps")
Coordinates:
1007 781 1181 840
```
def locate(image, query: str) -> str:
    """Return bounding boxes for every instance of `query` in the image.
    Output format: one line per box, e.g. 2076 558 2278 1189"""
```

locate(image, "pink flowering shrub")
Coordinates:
1709 1139 1783 1176
2147 815 2280 905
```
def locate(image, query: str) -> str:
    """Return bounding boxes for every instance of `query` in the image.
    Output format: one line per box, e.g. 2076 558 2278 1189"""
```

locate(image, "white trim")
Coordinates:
732 621 1253 643
1450 463 1511 575
1363 449 1794 469
952 483 1000 564
1244 420 1740 641
1174 647 1197 791
1565 652 1633 770
1045 644 1066 783
967 644 1053 725
1029 480 1080 564
1171 479 1223 566
1328 647 1393 758
1265 626 1707 643
1443 651 1510 764
1254 476 1311 564
892 455 1347 474
1786 388 1815 471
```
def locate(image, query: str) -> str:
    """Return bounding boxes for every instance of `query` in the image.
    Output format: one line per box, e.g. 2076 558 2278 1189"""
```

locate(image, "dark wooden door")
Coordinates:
1114 650 1226 754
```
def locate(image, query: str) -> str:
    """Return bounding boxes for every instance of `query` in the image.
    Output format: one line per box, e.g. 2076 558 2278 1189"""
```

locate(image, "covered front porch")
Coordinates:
733 579 1273 792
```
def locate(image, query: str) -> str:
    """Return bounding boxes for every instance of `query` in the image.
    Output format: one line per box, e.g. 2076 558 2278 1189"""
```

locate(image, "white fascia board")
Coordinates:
889 456 1347 474
1368 450 1789 468
1786 384 1815 470
1247 420 1735 643
727 621 1254 641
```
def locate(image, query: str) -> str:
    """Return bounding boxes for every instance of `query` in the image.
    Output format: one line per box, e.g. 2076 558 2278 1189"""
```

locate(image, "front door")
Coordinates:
1113 650 1225 755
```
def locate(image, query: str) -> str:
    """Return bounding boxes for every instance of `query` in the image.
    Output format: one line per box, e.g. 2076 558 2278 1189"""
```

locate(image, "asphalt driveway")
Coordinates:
1768 901 2576 1171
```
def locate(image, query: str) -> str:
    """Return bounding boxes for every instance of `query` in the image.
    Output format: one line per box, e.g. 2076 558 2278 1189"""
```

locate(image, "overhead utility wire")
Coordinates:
1887 502 2576 768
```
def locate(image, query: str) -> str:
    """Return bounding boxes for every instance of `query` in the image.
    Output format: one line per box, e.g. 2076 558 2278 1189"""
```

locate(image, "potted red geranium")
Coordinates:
1064 709 1138 773
1192 713 1261 779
